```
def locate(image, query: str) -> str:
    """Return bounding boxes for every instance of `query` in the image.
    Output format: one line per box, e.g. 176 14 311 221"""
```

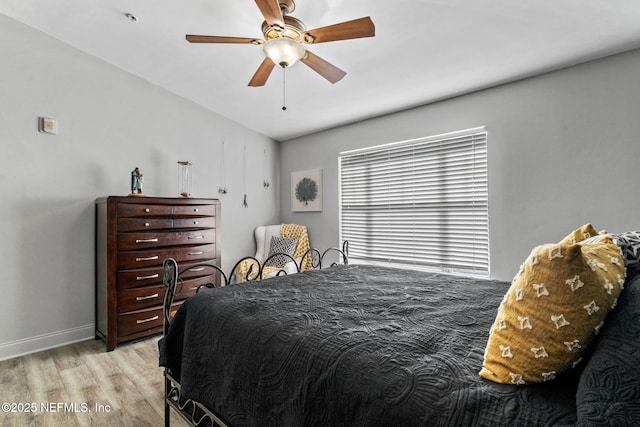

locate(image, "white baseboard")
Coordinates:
0 325 95 362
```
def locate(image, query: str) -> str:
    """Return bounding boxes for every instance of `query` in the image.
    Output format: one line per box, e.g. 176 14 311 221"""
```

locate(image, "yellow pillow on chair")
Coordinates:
480 225 625 384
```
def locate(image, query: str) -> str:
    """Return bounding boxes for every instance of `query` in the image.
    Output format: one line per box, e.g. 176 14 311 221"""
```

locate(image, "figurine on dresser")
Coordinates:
130 167 144 195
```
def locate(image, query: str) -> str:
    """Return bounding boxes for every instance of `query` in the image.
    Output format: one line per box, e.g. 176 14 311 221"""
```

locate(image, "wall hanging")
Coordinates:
291 168 322 212
218 140 228 194
242 145 248 207
263 148 270 188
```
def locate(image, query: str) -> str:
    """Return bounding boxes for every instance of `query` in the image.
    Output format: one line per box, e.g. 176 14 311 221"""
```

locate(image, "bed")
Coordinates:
159 232 640 426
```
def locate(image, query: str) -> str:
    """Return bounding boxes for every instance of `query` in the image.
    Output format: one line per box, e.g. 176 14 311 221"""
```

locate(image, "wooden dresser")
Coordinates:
95 196 221 351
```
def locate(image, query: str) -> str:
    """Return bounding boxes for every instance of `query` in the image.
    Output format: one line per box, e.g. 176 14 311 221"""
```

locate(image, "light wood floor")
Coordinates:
0 336 190 427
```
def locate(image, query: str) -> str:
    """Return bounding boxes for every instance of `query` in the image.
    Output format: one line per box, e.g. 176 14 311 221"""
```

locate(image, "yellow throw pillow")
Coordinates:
480 232 625 384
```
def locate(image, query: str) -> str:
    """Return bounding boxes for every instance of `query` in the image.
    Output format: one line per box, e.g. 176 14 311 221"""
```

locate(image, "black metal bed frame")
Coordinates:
161 243 349 427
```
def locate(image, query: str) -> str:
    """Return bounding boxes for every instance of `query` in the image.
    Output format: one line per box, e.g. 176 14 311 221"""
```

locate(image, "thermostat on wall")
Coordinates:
38 117 58 134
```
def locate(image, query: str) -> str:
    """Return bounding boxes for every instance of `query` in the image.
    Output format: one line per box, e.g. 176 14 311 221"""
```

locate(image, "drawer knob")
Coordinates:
193 208 199 213
145 208 150 213
144 222 150 227
193 220 199 225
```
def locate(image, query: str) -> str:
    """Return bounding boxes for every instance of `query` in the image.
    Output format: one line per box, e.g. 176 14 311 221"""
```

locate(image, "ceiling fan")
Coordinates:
185 0 375 87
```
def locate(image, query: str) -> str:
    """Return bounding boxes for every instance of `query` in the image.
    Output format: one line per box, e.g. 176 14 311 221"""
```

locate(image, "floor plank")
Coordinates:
0 337 190 426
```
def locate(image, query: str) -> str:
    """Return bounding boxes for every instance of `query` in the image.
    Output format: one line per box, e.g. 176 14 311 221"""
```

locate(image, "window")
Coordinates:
339 127 489 276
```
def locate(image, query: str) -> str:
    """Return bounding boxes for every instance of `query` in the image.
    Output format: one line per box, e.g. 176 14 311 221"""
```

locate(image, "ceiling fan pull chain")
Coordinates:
282 66 287 111
218 139 228 194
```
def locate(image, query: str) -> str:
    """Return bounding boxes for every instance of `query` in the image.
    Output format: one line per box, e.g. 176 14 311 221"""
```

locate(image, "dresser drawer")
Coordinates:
118 285 166 312
118 203 173 218
177 263 222 281
118 229 217 251
118 306 164 338
118 216 216 232
118 244 217 269
117 275 218 311
173 216 216 229
174 275 220 299
117 217 173 232
173 204 216 217
117 266 163 290
117 260 217 290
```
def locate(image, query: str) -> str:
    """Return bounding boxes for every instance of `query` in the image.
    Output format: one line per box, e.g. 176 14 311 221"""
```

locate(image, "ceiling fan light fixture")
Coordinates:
263 37 305 68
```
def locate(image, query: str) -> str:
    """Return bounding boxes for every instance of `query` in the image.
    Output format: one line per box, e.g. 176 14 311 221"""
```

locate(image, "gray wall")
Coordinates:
280 48 640 282
0 15 279 360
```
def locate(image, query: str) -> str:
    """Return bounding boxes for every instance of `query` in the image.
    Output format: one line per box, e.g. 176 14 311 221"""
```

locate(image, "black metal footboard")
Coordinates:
162 258 231 427
161 243 349 427
164 370 229 427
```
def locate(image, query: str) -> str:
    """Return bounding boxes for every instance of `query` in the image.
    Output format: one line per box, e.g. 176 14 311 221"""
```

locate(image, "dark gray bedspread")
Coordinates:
159 264 638 426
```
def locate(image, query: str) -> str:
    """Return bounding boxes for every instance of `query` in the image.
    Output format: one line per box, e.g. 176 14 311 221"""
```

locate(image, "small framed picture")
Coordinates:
291 168 322 212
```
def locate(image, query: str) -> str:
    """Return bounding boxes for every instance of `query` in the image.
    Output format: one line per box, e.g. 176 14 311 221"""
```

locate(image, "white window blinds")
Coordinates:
339 127 489 275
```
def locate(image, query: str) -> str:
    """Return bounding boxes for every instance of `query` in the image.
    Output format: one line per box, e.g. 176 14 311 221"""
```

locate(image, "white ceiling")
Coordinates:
2 0 640 141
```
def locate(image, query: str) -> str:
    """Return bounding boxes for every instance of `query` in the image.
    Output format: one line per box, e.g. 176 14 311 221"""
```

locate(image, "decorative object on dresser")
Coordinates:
130 167 144 196
95 196 221 351
177 161 193 198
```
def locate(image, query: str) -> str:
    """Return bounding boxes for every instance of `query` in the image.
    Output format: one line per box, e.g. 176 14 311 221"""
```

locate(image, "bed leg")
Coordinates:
164 374 171 427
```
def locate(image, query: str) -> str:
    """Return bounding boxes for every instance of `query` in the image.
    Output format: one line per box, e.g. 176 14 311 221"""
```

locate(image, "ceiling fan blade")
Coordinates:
305 17 375 43
300 50 346 84
254 0 284 28
249 58 276 87
186 35 261 44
